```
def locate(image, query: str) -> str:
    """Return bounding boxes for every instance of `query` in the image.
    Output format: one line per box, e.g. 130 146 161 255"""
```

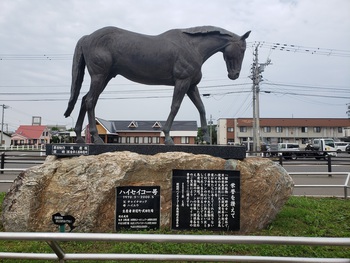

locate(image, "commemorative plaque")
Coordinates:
116 186 160 230
50 145 89 156
172 170 240 231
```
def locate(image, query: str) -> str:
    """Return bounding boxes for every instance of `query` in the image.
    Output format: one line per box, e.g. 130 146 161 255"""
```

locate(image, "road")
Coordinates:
275 153 349 197
1 152 349 197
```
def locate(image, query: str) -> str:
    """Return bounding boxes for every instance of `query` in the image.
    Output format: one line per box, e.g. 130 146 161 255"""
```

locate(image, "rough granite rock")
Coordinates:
1 151 293 233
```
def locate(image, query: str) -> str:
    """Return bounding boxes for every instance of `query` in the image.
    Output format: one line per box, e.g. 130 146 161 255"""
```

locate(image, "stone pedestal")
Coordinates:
2 151 293 234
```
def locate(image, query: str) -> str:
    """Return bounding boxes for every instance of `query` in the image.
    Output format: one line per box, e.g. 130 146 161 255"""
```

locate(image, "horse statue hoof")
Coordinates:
93 137 105 144
75 137 86 144
164 138 175 145
203 136 210 144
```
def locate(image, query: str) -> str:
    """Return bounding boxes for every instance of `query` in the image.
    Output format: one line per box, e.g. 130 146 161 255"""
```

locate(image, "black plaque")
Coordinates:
116 186 160 230
46 144 246 160
51 145 89 156
172 170 240 231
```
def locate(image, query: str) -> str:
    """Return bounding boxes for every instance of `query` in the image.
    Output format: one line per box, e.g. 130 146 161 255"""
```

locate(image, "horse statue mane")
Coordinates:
181 26 236 37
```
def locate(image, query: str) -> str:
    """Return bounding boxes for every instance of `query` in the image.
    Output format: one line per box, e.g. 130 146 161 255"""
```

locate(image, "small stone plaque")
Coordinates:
116 186 160 230
52 213 76 232
172 169 240 231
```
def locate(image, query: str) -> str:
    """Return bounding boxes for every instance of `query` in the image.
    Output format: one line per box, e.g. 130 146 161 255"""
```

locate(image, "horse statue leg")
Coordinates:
163 79 190 145
187 85 210 144
85 75 109 144
74 93 88 143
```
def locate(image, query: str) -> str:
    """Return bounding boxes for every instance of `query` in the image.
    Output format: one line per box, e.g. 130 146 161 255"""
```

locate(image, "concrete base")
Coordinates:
46 144 246 160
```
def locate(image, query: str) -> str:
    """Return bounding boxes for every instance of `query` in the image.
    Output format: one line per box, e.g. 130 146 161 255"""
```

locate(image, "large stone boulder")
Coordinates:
2 151 293 234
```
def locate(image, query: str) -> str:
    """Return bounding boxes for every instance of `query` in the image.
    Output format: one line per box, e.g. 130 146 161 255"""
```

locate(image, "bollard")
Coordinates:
279 155 283 166
327 155 332 176
0 152 4 175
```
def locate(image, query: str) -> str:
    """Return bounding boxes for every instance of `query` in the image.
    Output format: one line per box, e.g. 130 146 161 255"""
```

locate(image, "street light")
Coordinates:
1 104 9 147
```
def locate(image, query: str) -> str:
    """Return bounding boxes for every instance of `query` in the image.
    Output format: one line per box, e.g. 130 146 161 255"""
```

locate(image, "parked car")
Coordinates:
334 142 349 152
346 144 350 154
268 143 300 160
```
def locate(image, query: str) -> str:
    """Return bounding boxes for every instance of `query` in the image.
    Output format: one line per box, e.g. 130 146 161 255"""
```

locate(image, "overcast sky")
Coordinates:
1 0 350 131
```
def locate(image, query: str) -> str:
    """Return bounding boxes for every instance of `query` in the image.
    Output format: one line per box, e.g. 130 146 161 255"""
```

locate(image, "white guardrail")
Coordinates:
290 172 350 199
0 232 349 262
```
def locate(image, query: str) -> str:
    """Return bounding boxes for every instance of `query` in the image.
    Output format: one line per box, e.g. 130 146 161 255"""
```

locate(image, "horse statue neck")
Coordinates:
182 27 237 62
196 35 232 62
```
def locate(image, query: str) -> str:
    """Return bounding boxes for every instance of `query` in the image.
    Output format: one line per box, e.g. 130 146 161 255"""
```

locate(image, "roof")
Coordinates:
96 117 198 133
235 118 350 127
12 125 48 139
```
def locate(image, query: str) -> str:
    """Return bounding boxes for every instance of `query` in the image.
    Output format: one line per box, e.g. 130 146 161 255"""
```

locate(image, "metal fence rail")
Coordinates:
0 232 349 262
290 172 350 199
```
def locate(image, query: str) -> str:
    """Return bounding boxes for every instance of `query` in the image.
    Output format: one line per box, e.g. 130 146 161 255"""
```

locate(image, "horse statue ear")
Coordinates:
241 31 251 40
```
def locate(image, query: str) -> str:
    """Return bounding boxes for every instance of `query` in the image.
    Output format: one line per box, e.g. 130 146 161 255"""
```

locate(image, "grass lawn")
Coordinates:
0 193 349 262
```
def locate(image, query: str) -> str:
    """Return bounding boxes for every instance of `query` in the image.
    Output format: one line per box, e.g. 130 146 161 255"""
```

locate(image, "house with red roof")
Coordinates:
11 125 51 146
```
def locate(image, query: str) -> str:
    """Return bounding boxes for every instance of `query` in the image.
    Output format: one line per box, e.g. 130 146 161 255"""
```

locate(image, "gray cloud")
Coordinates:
1 0 349 130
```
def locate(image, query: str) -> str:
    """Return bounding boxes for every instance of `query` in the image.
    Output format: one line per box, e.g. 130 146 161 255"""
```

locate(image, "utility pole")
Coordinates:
1 104 9 147
209 114 213 145
249 44 271 154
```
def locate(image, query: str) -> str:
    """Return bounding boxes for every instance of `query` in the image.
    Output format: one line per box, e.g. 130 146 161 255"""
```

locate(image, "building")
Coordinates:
217 118 350 147
0 131 11 148
89 118 198 144
11 125 51 146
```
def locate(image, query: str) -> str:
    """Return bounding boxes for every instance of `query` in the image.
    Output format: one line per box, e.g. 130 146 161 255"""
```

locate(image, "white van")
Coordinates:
334 142 349 152
268 143 300 160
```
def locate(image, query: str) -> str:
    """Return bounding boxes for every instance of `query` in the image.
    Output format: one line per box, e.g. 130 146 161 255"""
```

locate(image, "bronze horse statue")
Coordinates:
64 26 250 144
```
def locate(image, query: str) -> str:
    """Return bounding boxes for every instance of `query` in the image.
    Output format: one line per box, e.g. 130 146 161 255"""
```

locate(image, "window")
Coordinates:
152 137 159 144
313 127 321 133
263 126 271 133
302 138 309 144
338 127 343 133
301 127 308 133
240 126 247 132
128 121 138 128
181 137 189 144
227 127 234 132
276 126 283 133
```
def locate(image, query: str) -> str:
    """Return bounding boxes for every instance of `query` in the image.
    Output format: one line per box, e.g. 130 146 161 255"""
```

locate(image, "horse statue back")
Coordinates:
64 26 250 144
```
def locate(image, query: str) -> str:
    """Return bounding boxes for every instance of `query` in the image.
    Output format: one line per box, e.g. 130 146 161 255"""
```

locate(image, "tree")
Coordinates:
196 125 217 145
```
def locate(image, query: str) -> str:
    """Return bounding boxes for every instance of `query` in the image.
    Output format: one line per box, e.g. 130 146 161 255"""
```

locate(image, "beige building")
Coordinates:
217 118 350 147
85 118 198 144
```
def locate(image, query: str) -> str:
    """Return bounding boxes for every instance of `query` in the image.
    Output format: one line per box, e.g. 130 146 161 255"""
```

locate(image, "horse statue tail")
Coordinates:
64 36 87 118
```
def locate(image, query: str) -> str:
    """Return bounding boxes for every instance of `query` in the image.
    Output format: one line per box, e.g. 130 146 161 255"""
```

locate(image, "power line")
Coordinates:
263 90 350 100
264 81 350 93
2 41 350 60
249 41 350 57
0 54 71 60
0 83 252 97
